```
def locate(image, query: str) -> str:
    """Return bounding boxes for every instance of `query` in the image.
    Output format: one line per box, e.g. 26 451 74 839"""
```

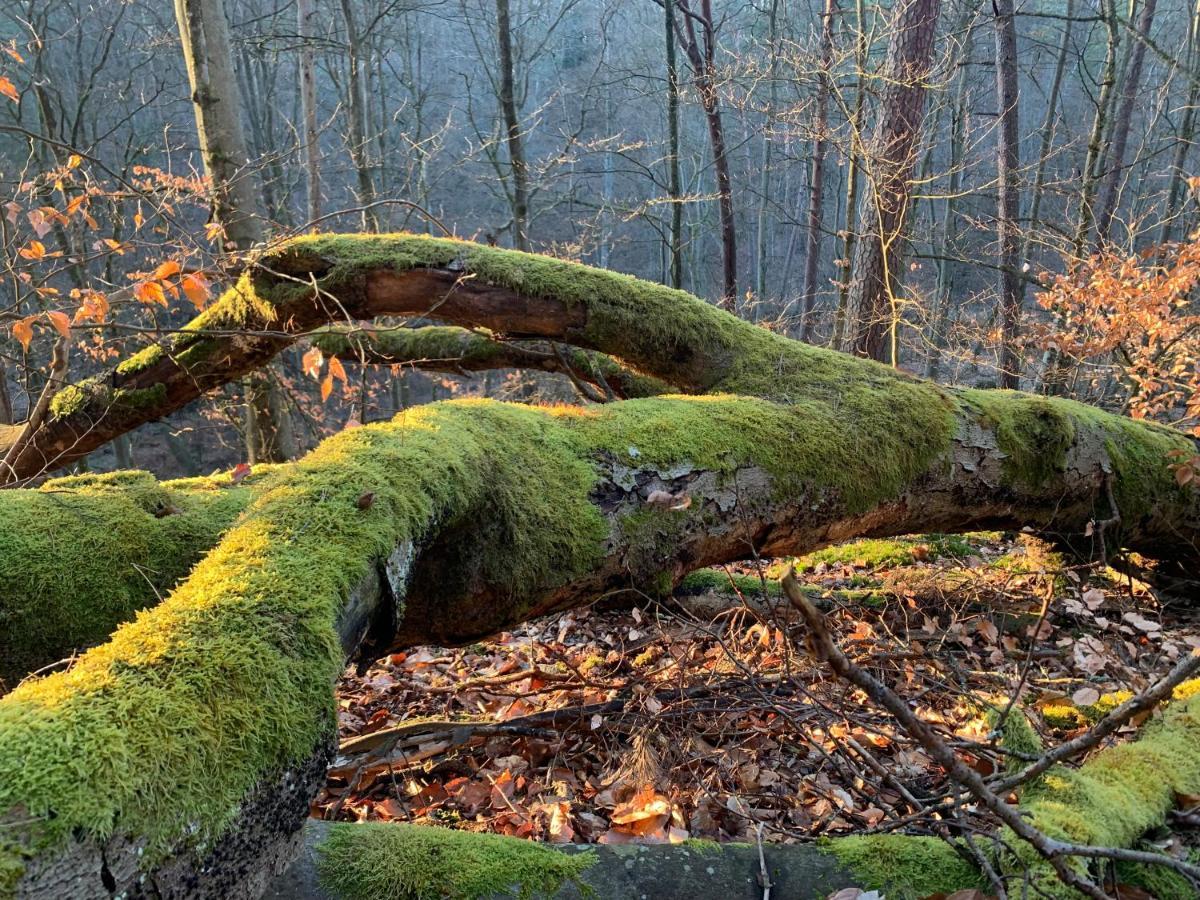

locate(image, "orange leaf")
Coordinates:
328 355 347 384
17 240 45 260
302 346 323 380
0 75 17 103
133 281 168 307
320 372 334 402
181 273 211 310
11 316 34 351
46 311 70 339
67 154 82 169
72 291 109 324
152 260 181 281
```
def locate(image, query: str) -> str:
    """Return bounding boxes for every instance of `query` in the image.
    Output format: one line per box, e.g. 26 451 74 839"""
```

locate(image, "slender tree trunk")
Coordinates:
1094 0 1158 245
175 0 296 462
799 0 838 341
841 0 943 363
755 0 780 307
495 0 530 251
925 14 974 381
676 0 738 310
298 0 321 225
993 0 1023 389
665 0 684 288
833 0 868 348
339 0 379 231
1024 0 1074 261
1071 0 1119 258
1158 0 1200 246
174 0 264 251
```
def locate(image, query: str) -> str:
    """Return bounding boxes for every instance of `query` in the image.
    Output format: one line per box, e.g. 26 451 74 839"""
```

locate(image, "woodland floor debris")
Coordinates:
318 532 1200 883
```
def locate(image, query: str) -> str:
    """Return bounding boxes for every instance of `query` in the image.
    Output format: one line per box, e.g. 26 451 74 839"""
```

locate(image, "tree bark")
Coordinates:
1094 0 1159 246
799 0 837 342
664 0 684 289
675 0 738 310
993 0 1023 389
841 0 943 363
174 0 296 463
496 0 530 251
297 0 322 225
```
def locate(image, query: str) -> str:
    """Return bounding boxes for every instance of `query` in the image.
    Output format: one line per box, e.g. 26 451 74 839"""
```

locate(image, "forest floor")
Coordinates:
315 533 1200 868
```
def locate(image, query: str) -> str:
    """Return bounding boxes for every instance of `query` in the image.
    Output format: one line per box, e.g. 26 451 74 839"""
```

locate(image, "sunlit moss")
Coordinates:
316 823 595 900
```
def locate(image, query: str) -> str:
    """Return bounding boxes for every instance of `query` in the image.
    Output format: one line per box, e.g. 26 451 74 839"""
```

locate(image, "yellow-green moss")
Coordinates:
822 835 985 899
0 401 614 888
1006 691 1200 896
316 823 595 900
792 534 978 572
984 705 1043 775
0 470 253 688
677 568 780 598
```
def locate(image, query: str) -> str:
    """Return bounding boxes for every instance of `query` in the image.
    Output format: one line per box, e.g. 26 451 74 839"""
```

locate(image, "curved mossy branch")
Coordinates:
0 469 259 689
1 390 1197 896
308 324 668 400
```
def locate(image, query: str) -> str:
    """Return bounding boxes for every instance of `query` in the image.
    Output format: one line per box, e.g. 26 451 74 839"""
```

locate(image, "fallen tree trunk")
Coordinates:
1 237 1198 896
265 820 975 900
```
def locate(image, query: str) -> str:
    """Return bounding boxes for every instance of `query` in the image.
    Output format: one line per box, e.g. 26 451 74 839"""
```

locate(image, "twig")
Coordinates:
782 570 1111 899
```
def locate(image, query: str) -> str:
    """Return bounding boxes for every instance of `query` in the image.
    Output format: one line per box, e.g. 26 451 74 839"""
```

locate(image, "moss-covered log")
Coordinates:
309 325 667 399
2 236 1200 897
0 469 254 689
1 387 1198 897
263 820 979 900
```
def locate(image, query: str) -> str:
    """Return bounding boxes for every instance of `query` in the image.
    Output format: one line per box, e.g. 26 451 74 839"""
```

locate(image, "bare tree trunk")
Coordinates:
993 0 1023 390
339 0 380 231
833 0 867 348
496 0 530 251
924 9 975 381
676 0 738 310
174 0 297 463
754 0 780 308
1071 0 1119 258
1158 0 1200 246
799 0 837 341
174 0 265 251
1094 0 1158 246
1024 0 1074 260
664 0 684 288
298 0 322 225
841 0 943 362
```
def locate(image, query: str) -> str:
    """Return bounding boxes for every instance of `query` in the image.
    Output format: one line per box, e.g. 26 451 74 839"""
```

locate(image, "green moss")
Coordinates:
960 390 1076 487
792 534 977 572
1006 691 1200 896
114 343 165 377
984 705 1043 775
677 568 780 598
47 382 91 419
316 823 595 900
1114 850 1200 900
0 470 251 689
0 401 614 888
822 835 984 899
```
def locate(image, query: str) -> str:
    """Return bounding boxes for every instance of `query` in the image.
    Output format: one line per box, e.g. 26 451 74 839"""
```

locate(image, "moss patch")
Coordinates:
0 470 252 689
791 534 978 572
316 823 595 900
822 835 984 899
1006 691 1200 896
